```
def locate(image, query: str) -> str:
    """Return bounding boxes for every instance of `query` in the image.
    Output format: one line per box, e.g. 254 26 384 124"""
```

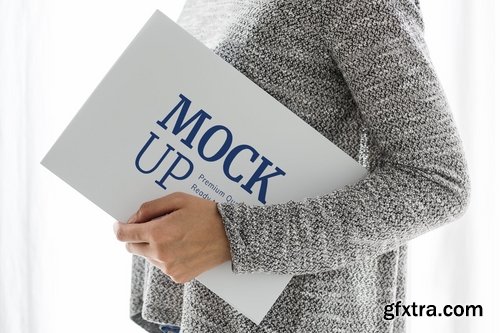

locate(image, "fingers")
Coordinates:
128 192 187 223
113 221 150 243
125 242 151 258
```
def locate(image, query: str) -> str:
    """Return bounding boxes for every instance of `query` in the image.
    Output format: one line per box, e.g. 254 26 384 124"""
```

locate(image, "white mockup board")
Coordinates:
41 10 367 324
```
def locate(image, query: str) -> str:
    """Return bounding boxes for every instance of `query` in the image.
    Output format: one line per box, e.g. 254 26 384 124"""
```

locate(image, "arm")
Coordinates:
217 0 471 275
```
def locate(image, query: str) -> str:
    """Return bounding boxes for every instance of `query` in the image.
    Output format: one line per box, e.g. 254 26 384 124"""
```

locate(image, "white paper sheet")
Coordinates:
41 10 367 324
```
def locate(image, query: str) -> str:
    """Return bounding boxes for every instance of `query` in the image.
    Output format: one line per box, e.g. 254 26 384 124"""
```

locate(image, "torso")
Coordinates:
176 0 368 166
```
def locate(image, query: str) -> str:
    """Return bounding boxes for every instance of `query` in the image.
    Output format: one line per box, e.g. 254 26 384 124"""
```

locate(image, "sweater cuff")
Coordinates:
216 202 253 274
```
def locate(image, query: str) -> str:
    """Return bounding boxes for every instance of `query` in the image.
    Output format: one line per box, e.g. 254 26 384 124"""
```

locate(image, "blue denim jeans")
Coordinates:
159 323 181 333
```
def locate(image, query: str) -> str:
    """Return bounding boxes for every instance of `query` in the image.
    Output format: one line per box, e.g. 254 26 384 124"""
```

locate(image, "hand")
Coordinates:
113 192 232 283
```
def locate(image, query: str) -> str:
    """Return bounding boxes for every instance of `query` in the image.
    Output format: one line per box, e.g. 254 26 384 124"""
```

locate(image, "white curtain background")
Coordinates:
0 0 498 332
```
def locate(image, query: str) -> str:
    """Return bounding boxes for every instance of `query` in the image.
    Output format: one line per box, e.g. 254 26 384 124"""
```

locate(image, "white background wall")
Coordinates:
407 1 498 332
0 0 498 332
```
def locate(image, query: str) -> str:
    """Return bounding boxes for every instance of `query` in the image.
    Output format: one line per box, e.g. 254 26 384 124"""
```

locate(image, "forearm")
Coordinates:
218 156 469 275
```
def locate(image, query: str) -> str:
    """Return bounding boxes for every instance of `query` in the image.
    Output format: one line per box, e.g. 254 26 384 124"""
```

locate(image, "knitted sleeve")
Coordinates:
216 0 471 275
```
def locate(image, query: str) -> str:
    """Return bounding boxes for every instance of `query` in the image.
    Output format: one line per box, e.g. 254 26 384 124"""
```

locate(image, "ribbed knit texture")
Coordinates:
129 1 471 332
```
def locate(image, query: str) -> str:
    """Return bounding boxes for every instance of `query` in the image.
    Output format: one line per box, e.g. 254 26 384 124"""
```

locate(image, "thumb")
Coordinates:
129 192 187 223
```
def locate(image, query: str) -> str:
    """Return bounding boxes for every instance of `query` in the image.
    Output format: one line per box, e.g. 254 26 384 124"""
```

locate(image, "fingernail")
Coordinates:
127 213 137 224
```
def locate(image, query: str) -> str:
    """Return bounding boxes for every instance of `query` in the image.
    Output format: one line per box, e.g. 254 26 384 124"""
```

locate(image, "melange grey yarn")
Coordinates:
129 0 471 332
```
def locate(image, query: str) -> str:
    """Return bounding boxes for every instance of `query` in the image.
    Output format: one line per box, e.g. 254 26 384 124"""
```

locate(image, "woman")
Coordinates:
114 0 471 332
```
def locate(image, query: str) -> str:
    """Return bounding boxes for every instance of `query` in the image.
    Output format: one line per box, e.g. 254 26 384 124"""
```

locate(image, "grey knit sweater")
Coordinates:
129 0 471 332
